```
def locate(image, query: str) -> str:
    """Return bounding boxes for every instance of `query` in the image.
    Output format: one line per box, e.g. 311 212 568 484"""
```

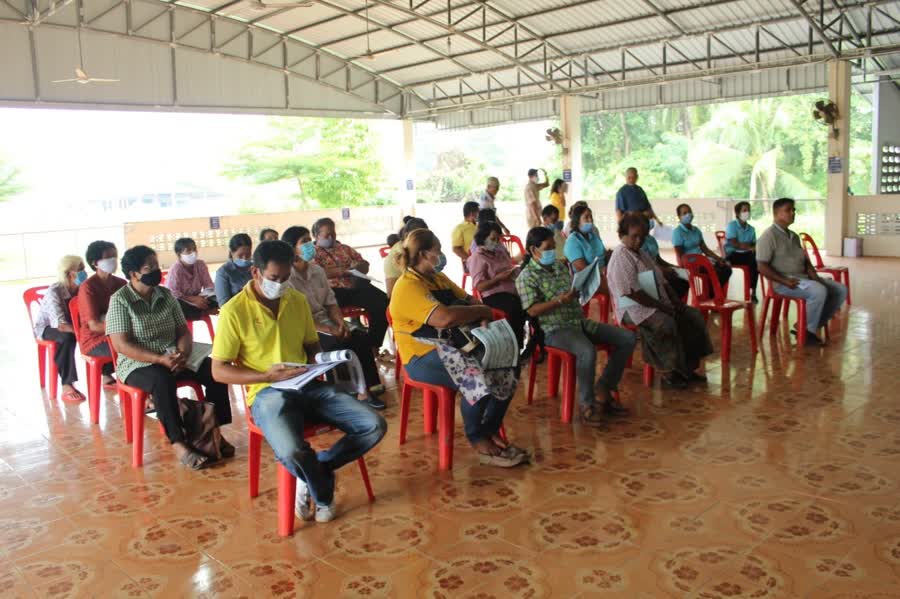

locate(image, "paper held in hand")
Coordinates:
618 270 660 309
571 257 603 306
166 343 212 372
270 350 362 392
348 269 381 284
469 318 519 370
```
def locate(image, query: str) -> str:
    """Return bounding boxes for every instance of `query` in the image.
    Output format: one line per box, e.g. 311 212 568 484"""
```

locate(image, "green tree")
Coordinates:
419 149 487 203
223 117 383 208
0 157 23 202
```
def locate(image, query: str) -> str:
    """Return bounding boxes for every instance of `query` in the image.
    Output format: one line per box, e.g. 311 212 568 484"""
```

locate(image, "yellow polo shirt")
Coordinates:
212 282 318 406
451 221 476 254
389 269 466 365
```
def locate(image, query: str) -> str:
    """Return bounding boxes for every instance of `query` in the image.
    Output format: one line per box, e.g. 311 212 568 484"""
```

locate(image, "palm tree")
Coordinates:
0 157 23 202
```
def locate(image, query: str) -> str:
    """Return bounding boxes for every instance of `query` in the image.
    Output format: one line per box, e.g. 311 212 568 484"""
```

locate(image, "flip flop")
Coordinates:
478 450 525 468
61 390 85 403
179 449 210 471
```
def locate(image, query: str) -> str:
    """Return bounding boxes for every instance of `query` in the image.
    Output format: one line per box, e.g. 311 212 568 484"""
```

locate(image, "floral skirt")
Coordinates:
429 341 518 406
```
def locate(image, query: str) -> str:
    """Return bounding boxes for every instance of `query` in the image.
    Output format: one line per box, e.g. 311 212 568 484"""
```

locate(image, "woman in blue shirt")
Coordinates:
214 233 253 306
672 203 732 287
564 204 612 273
724 201 759 303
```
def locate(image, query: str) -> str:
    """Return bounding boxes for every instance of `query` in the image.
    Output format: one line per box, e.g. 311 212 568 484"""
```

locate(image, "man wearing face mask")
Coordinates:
282 226 386 410
724 201 759 303
541 205 568 263
212 241 387 522
165 237 218 321
672 203 732 288
78 240 126 384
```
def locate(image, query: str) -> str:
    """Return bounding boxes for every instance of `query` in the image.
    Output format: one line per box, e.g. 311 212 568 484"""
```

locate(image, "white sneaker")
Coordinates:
315 502 337 523
295 479 313 521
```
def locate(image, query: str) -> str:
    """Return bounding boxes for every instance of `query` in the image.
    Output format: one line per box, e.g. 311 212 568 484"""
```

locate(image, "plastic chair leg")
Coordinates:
357 458 375 502
547 354 561 398
844 272 852 305
131 391 146 468
249 430 262 498
399 383 411 445
759 296 770 341
643 364 654 387
423 391 436 435
277 464 297 537
560 358 575 424
37 345 47 389
86 361 102 425
769 297 783 336
437 393 455 471
120 390 133 443
48 356 59 400
526 353 538 404
796 302 807 347
747 308 758 354
720 312 733 363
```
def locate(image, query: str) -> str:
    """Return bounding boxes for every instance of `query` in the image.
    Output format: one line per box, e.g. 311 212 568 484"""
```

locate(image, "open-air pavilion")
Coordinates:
2 0 900 596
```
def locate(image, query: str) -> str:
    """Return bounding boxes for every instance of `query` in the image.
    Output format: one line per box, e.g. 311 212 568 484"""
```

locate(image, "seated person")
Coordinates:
607 215 714 389
390 229 526 468
211 240 386 522
467 222 528 348
165 237 218 320
107 245 232 470
564 203 612 272
385 233 400 248
549 179 567 215
282 226 385 410
725 201 759 303
311 217 389 350
541 204 568 263
516 227 635 426
672 203 732 287
259 228 279 242
215 233 253 306
451 201 480 273
756 198 847 346
639 213 690 299
34 255 87 402
384 217 428 298
79 240 126 383
479 176 509 234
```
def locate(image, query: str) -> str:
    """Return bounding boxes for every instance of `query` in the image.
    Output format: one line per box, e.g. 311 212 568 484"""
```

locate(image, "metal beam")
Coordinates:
788 0 840 57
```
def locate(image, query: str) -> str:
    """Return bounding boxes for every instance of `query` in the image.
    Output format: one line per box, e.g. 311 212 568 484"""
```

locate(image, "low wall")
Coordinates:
846 195 900 257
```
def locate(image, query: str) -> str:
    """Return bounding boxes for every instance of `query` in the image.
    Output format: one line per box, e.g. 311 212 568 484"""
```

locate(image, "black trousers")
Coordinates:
319 329 382 389
178 298 218 321
42 328 78 385
482 292 527 350
664 273 691 301
333 282 389 348
124 358 231 445
86 341 115 376
727 251 759 293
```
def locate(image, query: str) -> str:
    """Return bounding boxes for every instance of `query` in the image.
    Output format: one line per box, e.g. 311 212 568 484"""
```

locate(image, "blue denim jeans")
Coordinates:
251 382 387 506
773 278 847 333
405 350 511 444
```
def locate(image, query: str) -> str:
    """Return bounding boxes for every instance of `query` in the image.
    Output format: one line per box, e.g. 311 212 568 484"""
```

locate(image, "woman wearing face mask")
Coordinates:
608 215 714 389
165 237 218 321
311 218 389 352
467 222 528 349
78 240 126 383
564 204 612 274
390 229 527 468
672 203 732 287
724 201 759 303
33 255 88 402
215 234 253 306
516 227 636 427
106 245 232 470
282 226 386 410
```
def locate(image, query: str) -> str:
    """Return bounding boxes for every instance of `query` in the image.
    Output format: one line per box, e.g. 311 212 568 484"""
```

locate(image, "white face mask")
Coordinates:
181 252 198 266
259 277 287 300
96 257 117 274
739 211 751 222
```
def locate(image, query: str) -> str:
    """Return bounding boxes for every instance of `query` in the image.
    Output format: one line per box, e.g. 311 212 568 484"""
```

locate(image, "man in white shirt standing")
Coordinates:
479 176 510 235
523 168 549 229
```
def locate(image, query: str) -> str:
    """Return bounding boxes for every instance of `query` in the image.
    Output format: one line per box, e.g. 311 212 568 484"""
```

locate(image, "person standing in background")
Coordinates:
549 179 567 216
524 168 549 229
479 177 510 235
615 167 659 223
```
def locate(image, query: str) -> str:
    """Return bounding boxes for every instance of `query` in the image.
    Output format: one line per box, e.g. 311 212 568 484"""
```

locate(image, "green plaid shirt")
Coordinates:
105 284 186 382
515 259 582 333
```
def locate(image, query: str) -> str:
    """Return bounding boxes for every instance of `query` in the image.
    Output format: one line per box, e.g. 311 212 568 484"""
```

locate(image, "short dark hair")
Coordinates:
85 240 116 272
312 217 335 237
402 215 414 225
772 198 795 212
734 201 751 217
121 245 156 279
618 213 649 238
550 178 565 194
542 204 560 218
253 240 295 270
569 203 592 233
281 226 310 249
259 228 278 241
173 237 195 255
401 217 428 240
474 222 502 246
477 209 497 226
463 201 480 218
228 233 252 254
527 168 538 178
676 203 691 216
522 226 554 266
386 233 400 247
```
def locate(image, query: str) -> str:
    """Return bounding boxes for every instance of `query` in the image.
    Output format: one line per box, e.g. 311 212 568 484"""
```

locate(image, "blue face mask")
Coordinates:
233 258 251 268
579 222 594 235
538 249 557 266
648 218 656 231
299 241 317 262
549 221 563 231
75 270 88 286
435 252 447 273
681 213 694 226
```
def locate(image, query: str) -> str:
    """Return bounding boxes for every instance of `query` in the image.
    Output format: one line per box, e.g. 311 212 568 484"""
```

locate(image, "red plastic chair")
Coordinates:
683 254 757 363
378 245 391 258
23 286 60 400
500 235 525 257
160 270 215 340
581 291 610 323
242 385 374 537
609 295 655 387
758 276 829 348
107 340 206 467
716 230 752 303
800 232 851 306
69 298 115 424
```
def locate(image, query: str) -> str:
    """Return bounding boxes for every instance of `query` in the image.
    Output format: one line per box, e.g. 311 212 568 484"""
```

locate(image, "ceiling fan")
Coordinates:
52 28 119 85
248 0 314 11
355 0 397 60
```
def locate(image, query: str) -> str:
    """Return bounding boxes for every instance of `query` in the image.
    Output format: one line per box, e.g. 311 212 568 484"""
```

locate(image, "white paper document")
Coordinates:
617 270 660 309
166 342 212 372
794 278 813 290
270 349 364 392
348 269 381 283
652 223 674 243
571 257 603 306
469 318 519 370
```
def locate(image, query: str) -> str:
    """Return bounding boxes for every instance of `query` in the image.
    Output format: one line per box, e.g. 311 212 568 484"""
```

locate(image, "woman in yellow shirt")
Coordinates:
549 178 567 215
389 229 526 468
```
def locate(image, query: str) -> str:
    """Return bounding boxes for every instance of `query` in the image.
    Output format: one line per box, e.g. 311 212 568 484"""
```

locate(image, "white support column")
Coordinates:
402 118 416 217
825 59 851 256
559 95 582 205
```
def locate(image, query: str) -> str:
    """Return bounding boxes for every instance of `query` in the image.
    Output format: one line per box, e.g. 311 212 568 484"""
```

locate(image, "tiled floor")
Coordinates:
3 256 900 598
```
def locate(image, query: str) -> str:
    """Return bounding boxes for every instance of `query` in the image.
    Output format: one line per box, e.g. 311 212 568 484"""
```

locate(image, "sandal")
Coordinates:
179 449 210 471
478 450 525 468
580 405 607 428
61 389 84 403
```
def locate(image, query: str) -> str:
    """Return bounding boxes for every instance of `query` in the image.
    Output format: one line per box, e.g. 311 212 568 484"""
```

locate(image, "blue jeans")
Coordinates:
545 321 636 408
251 382 387 506
405 350 511 444
773 278 847 333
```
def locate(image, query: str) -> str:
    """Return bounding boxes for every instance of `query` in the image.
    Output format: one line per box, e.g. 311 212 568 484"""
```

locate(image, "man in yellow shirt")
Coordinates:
450 201 480 268
211 241 386 523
